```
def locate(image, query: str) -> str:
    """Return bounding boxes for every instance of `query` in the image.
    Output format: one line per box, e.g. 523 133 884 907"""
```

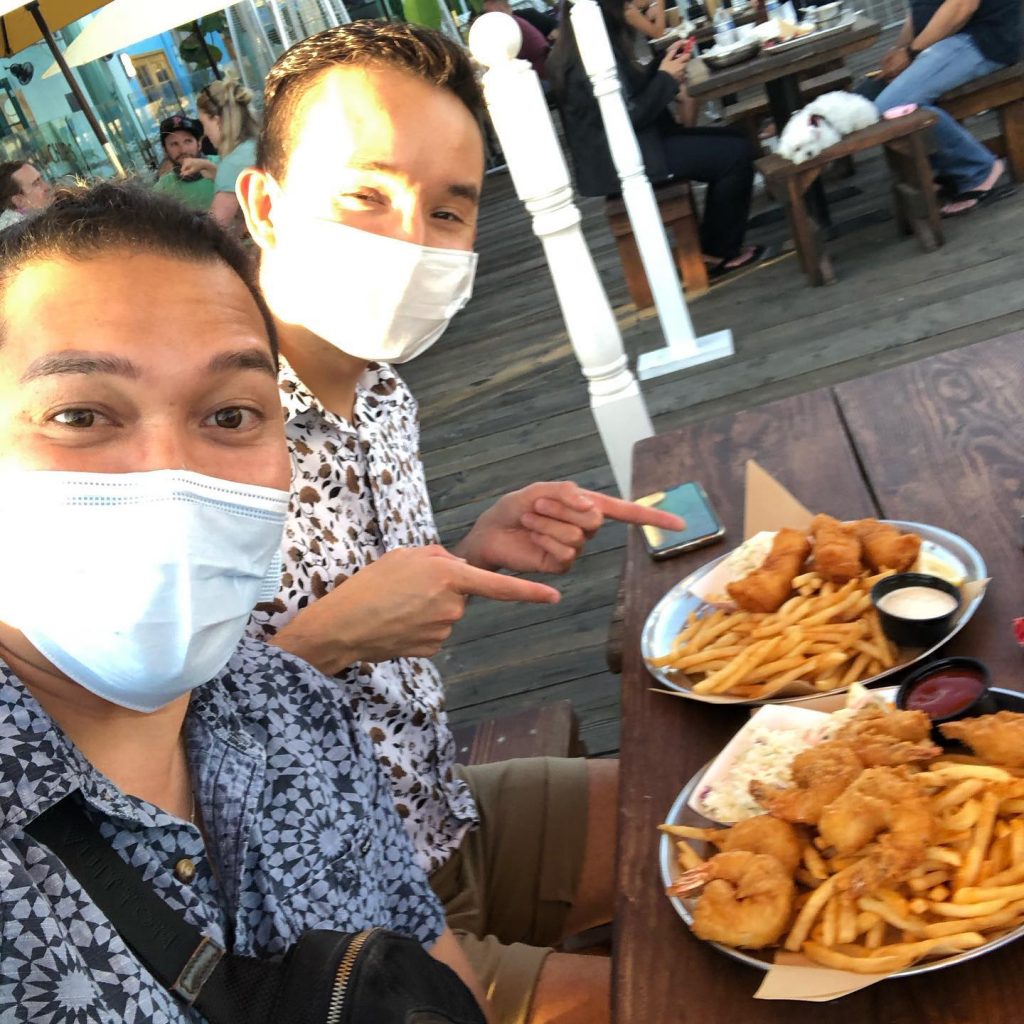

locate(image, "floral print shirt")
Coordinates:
246 360 477 875
0 637 445 1023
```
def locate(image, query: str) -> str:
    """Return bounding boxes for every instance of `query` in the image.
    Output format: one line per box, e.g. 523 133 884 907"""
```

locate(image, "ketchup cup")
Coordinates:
895 656 997 739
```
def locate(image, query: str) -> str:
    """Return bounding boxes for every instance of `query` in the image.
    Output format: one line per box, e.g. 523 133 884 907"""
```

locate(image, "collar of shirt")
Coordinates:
0 658 259 842
277 356 402 432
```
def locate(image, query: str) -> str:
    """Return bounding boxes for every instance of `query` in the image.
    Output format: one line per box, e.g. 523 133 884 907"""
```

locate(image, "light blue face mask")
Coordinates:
0 470 289 712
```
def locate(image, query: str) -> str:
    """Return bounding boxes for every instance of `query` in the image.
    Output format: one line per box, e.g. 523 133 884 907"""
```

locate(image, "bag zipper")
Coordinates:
325 928 377 1024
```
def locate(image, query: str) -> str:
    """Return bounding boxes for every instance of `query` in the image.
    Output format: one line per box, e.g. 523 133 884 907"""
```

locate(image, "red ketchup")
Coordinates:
904 671 985 719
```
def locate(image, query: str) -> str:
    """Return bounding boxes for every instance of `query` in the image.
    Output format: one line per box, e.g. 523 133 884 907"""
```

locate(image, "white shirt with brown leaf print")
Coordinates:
246 359 477 874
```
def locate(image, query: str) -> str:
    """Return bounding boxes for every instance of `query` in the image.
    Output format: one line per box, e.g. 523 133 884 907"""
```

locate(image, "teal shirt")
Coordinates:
214 139 257 194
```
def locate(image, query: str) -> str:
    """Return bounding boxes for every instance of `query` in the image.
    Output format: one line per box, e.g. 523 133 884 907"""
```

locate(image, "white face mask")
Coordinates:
259 196 478 364
0 470 288 712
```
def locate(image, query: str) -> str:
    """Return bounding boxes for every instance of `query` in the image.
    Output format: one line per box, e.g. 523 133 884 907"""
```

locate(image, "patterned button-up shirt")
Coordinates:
0 637 445 1024
246 361 477 875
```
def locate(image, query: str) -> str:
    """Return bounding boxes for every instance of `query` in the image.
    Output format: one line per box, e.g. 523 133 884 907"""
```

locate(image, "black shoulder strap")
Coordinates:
26 795 273 1024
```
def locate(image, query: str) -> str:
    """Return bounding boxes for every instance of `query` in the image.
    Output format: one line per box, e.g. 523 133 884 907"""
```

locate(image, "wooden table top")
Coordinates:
614 332 1024 1023
687 16 881 99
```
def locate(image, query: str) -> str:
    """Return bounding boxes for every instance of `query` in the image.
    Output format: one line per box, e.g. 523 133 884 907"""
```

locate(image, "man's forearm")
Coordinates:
269 611 357 676
911 0 979 50
897 13 914 45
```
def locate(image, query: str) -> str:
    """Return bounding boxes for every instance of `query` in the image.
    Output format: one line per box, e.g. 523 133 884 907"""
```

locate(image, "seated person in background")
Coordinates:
0 159 52 230
858 0 1021 216
516 1 561 40
176 79 260 231
549 0 761 277
0 182 483 1021
152 114 219 212
482 0 553 78
237 21 681 1024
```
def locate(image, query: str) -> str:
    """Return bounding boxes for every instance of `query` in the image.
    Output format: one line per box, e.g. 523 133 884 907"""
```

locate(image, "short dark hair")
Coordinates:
257 21 484 182
0 161 28 211
0 181 278 359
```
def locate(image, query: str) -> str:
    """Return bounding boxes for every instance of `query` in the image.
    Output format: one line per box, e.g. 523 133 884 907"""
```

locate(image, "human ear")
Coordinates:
236 168 278 252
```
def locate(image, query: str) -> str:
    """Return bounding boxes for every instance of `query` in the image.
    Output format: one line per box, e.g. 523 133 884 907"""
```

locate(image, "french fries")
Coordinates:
649 570 900 699
662 742 1024 977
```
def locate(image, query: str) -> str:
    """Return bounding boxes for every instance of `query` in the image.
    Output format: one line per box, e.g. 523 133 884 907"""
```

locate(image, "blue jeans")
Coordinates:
858 33 1005 192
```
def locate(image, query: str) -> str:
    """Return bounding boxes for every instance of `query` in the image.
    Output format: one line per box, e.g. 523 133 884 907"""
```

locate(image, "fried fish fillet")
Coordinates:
811 513 863 582
852 519 922 573
940 712 1024 768
727 527 811 613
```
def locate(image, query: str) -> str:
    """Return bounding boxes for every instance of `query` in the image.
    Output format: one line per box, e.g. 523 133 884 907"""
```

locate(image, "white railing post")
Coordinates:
569 0 734 380
469 12 654 495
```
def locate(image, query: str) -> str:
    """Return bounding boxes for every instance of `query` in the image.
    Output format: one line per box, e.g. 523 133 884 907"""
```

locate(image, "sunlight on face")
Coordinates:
275 65 485 251
0 251 289 490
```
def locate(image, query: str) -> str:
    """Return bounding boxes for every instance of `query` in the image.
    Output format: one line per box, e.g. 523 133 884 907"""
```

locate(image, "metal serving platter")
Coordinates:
703 37 762 69
658 687 1024 977
764 13 858 54
641 520 988 705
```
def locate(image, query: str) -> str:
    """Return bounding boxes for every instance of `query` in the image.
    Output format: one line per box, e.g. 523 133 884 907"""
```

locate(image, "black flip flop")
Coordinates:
708 244 766 280
941 177 1017 218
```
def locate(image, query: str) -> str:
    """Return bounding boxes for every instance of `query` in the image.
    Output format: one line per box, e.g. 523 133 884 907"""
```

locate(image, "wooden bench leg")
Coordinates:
667 203 709 298
780 172 834 287
1000 100 1024 183
611 230 654 309
885 134 943 252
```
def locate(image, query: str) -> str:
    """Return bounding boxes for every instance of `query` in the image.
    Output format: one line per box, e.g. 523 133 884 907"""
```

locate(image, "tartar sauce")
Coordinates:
877 586 958 620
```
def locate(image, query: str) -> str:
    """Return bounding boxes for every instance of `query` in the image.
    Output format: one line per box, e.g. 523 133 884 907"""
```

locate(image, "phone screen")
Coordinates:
637 482 725 558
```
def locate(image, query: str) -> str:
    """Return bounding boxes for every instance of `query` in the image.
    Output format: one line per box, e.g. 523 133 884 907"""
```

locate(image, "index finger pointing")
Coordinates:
586 491 685 530
453 564 562 605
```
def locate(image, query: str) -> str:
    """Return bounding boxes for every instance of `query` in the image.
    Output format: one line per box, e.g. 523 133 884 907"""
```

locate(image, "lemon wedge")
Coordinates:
911 549 966 587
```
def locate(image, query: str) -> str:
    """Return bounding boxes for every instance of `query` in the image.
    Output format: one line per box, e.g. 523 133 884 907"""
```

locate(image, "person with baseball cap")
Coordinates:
153 114 219 212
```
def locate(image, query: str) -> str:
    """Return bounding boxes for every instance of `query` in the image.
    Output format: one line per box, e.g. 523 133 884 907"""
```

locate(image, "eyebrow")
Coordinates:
19 347 277 384
19 352 138 383
349 159 480 205
207 348 278 377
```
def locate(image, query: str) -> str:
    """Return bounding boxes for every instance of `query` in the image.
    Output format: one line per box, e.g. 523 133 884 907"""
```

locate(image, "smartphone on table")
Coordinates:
636 481 726 560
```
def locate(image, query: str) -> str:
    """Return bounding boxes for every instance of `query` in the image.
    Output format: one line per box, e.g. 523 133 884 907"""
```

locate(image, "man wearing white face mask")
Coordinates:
0 181 487 1022
237 22 683 1024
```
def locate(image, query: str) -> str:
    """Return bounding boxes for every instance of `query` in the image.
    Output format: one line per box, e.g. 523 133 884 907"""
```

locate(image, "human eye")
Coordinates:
205 405 264 431
50 407 108 429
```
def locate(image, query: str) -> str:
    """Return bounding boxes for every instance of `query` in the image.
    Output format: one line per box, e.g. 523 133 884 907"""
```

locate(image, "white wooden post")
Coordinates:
570 0 734 381
469 12 654 496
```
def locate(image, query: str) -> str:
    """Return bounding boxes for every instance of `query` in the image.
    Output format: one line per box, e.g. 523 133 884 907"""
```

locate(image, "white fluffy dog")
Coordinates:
777 91 880 163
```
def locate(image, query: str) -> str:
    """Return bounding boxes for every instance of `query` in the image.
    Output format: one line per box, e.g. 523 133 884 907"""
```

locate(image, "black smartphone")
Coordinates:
637 481 726 560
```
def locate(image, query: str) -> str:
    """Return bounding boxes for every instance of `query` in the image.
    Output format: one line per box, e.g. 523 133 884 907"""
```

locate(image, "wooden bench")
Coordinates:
937 61 1024 182
605 179 709 309
451 700 586 765
726 65 855 151
756 108 943 286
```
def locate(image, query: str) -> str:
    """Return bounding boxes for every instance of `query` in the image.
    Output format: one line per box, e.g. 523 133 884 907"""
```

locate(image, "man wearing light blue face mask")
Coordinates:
237 22 683 1024
0 181 485 1021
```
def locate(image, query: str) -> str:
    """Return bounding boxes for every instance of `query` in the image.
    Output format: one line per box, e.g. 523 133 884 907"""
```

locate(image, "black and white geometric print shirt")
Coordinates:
246 360 477 875
0 636 445 1023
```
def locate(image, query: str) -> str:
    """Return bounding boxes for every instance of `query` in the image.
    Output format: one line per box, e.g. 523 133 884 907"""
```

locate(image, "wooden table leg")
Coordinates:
999 100 1024 182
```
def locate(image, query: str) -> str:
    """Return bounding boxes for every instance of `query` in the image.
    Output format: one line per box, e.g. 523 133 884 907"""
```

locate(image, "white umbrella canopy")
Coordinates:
61 0 244 68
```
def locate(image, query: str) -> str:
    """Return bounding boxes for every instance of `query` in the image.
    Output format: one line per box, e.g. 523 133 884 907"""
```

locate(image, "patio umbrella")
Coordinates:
0 0 124 173
59 0 246 70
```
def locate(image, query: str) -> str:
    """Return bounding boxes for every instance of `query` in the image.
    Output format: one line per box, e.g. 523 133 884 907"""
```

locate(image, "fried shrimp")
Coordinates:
817 767 933 898
832 706 941 767
681 816 804 874
749 740 863 824
940 711 1024 768
727 528 812 613
668 851 795 948
811 513 863 582
852 519 922 573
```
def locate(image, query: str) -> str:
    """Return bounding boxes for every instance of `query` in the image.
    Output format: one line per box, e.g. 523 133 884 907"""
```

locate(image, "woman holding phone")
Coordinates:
550 0 762 278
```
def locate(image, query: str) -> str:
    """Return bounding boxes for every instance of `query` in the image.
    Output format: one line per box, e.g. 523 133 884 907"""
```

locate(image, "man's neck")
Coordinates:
0 622 193 818
277 320 369 423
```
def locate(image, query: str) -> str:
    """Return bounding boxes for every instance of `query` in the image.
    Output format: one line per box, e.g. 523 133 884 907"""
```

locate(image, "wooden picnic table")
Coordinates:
614 331 1024 1023
688 16 881 225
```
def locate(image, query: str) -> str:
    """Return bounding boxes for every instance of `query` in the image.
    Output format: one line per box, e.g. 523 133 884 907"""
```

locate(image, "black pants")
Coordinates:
660 124 756 260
